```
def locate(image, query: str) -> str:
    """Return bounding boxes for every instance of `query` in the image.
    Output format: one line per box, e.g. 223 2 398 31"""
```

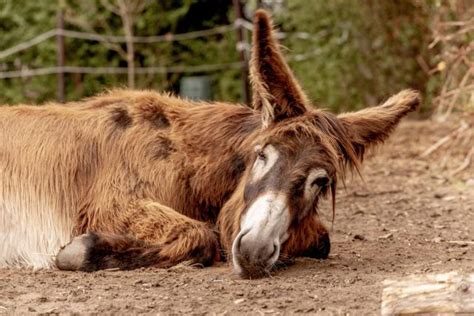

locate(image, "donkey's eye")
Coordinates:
311 176 330 188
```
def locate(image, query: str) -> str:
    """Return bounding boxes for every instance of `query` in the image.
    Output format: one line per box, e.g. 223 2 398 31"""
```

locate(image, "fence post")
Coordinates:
56 9 65 103
233 0 250 105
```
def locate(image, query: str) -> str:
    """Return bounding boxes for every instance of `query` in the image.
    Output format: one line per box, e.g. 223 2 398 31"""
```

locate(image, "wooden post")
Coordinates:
233 0 250 105
117 0 136 89
382 272 474 315
56 9 65 103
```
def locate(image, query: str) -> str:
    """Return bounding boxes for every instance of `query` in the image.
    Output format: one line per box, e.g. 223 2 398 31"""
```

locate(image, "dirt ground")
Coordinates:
1 119 473 315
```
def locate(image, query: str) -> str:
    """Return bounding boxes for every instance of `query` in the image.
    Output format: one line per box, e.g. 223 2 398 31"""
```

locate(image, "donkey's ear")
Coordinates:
338 90 421 158
250 9 309 127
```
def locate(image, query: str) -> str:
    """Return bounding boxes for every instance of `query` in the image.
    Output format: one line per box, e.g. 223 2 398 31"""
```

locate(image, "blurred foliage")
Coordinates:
0 0 468 114
277 0 434 112
0 1 57 103
0 0 238 104
428 0 473 116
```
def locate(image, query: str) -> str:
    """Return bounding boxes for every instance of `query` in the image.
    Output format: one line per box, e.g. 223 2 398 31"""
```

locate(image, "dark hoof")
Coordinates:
302 233 331 259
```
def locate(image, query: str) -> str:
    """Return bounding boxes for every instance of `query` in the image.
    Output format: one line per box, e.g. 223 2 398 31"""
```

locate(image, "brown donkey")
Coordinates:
0 10 420 278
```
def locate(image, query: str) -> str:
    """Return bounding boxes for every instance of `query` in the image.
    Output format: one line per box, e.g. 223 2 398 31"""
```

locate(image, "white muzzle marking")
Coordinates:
232 191 290 274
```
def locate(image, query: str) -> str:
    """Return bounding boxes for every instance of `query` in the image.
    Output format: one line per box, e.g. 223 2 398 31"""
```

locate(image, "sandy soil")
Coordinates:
1 119 473 315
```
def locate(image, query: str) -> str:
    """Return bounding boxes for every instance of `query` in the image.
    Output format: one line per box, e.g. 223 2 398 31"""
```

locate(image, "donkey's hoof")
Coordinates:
56 233 95 271
302 233 331 259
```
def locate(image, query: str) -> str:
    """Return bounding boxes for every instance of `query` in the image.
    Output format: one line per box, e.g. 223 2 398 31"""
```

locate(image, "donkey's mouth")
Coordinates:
234 260 273 279
233 253 294 279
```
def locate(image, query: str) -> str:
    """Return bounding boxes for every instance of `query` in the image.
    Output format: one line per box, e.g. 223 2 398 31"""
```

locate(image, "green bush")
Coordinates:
278 0 433 111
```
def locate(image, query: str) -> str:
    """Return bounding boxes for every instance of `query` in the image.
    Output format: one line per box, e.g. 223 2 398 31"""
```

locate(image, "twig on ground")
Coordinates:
450 146 473 176
447 240 474 245
348 189 402 198
420 121 468 157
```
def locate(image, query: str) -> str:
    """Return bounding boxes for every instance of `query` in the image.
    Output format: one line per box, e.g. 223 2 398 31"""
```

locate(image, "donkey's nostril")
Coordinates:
233 229 249 257
269 242 278 259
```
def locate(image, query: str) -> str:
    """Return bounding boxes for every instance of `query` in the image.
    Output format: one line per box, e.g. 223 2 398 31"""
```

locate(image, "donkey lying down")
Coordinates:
0 10 420 278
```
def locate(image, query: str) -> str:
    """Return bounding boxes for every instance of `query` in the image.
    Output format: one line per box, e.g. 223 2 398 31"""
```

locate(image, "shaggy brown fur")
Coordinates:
0 10 420 277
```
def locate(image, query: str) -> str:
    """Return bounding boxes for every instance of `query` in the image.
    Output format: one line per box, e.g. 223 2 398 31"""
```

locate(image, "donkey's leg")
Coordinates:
56 200 220 271
282 215 330 260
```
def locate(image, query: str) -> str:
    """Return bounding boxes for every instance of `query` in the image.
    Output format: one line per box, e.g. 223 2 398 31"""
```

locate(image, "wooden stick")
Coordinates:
447 240 474 245
420 121 468 157
440 68 472 119
382 272 474 315
233 0 250 105
451 146 474 176
56 9 66 103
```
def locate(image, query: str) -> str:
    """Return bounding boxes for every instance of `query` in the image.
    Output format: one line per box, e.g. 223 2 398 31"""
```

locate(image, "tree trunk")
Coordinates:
57 9 66 102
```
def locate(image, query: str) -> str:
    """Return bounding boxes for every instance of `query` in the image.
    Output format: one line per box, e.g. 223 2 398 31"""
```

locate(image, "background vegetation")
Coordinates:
0 0 472 114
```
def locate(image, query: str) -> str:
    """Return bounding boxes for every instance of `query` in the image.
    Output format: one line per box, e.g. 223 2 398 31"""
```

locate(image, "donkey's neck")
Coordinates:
174 102 261 221
176 102 261 156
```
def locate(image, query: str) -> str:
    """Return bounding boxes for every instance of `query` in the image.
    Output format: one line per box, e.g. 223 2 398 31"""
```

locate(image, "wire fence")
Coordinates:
0 47 325 79
0 24 237 60
0 13 327 102
0 18 323 66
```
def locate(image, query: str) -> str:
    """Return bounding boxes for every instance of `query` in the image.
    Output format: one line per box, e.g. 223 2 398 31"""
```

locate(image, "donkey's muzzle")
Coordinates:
232 229 280 278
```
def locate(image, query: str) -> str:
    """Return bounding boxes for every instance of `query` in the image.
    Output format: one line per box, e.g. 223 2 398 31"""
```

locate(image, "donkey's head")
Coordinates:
219 10 420 278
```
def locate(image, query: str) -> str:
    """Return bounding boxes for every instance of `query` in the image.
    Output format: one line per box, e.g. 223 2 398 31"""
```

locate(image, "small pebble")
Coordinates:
353 234 365 241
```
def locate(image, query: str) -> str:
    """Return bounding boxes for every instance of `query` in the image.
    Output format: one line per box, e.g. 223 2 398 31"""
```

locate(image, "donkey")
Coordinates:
0 10 419 278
